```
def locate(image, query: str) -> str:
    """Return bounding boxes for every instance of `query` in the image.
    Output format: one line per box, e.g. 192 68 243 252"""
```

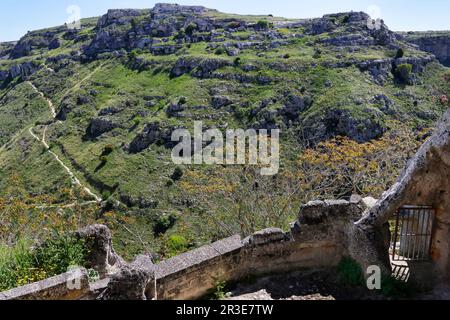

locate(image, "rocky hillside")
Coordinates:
402 31 450 67
0 3 449 259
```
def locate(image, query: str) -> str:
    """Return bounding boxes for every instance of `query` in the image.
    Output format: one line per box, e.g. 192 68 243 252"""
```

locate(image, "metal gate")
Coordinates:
391 206 435 262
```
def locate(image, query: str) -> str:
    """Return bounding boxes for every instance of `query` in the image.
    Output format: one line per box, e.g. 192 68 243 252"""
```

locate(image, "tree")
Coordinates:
256 20 272 30
395 63 412 84
185 22 197 36
395 48 404 59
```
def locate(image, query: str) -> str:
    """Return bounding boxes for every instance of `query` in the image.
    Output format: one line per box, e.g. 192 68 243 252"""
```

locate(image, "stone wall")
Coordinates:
0 197 372 300
0 268 90 300
145 198 368 300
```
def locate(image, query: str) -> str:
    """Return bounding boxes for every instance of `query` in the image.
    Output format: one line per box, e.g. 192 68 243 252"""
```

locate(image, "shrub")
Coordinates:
103 144 114 156
395 63 412 84
178 96 187 105
213 280 228 300
233 57 242 67
283 53 291 59
127 49 142 62
337 257 364 286
342 15 350 24
101 190 111 200
175 28 186 40
215 46 226 55
171 166 184 181
185 22 197 35
395 48 405 59
34 234 87 276
313 48 322 59
256 20 270 30
154 213 177 235
133 116 142 126
166 235 189 257
131 18 139 29
0 234 87 291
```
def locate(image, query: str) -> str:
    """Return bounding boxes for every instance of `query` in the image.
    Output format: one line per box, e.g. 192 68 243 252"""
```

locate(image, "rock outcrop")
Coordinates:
0 61 41 82
128 122 177 153
302 108 386 144
404 32 450 67
75 224 124 277
86 117 120 139
98 255 154 300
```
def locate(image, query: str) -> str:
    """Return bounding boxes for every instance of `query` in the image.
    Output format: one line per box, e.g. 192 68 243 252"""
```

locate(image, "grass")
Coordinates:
0 234 87 291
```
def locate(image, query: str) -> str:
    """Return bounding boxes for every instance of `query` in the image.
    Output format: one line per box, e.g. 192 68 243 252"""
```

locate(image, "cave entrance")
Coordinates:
389 206 435 281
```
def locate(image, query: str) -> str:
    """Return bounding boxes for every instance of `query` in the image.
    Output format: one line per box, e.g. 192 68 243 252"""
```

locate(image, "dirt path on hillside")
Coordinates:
26 81 102 203
27 81 57 118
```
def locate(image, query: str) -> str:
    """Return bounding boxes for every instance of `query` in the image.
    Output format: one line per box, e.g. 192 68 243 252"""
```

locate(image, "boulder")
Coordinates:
98 264 152 300
48 38 61 50
211 95 232 109
299 200 362 225
128 122 176 153
87 117 119 139
170 56 231 78
243 228 289 246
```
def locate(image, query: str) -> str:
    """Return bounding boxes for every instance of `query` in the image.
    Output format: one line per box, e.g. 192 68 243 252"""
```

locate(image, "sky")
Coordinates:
1 0 449 42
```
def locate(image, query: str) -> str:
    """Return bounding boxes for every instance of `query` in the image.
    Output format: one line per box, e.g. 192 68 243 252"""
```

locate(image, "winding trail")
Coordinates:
27 81 57 118
26 81 102 203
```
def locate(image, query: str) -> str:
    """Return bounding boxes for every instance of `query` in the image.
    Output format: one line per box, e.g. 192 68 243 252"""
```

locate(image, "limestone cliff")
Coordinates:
403 31 450 67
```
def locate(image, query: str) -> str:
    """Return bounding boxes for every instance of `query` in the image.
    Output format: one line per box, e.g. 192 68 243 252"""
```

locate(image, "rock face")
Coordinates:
405 32 450 67
99 254 154 300
75 224 123 277
86 117 120 139
0 61 41 82
128 122 176 153
0 42 15 59
84 4 218 57
10 27 66 59
303 108 386 144
357 55 434 85
280 95 312 121
170 56 231 78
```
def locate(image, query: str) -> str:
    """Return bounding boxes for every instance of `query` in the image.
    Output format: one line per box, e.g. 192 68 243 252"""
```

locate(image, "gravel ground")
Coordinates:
226 268 384 301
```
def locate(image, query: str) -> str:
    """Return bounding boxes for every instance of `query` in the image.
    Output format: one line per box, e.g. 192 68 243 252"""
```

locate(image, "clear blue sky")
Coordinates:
1 0 449 42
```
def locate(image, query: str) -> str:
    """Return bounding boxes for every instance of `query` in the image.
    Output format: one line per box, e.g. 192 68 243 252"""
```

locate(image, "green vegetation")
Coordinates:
337 257 364 286
0 5 448 291
395 48 405 59
395 63 413 84
164 234 189 257
213 279 228 300
0 233 87 291
381 275 415 299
